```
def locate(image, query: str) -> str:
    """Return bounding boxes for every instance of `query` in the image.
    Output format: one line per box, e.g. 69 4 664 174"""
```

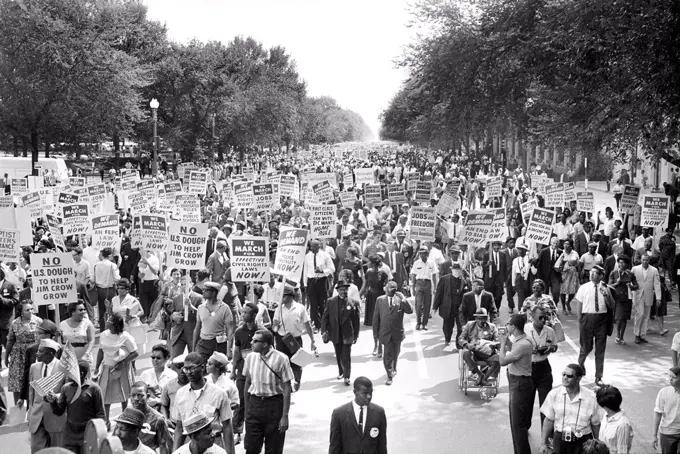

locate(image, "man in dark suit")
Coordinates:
461 279 497 323
482 241 507 311
573 221 594 257
205 240 229 283
633 236 662 267
534 236 562 304
19 320 60 404
321 280 361 386
607 230 634 258
372 281 413 385
383 242 408 290
205 227 219 266
502 238 519 313
329 376 387 454
592 231 609 258
433 262 469 349
394 230 414 273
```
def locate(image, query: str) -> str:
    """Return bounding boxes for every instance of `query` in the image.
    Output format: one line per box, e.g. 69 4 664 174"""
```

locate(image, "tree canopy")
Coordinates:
381 0 680 167
0 0 371 161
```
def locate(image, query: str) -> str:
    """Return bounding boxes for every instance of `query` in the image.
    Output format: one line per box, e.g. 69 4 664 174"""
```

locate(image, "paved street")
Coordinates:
0 180 669 453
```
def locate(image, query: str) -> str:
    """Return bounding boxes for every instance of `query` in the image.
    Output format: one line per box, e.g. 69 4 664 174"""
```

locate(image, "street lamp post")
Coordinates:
150 98 159 176
211 113 216 167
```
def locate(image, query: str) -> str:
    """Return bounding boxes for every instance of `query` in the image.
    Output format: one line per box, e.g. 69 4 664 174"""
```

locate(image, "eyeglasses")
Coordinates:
150 356 164 360
562 373 575 378
182 365 202 373
536 316 546 321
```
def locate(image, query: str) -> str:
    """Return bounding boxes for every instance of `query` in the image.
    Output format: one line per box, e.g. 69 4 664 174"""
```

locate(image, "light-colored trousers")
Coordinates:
633 301 652 337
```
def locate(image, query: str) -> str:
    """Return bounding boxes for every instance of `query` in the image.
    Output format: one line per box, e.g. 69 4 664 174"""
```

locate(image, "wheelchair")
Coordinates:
458 348 499 400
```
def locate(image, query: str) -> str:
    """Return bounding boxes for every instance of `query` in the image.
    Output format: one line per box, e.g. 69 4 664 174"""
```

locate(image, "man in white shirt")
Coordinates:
71 247 92 288
138 250 160 319
303 240 335 332
409 247 439 331
512 243 531 307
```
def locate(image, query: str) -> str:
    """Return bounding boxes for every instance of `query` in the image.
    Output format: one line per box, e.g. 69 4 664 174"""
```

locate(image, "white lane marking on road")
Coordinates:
563 331 580 359
410 318 430 380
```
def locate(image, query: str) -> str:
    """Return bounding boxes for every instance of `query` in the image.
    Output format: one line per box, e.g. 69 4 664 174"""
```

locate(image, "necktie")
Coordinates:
313 252 317 272
552 250 555 262
453 223 457 238
594 283 600 312
359 406 364 433
495 252 500 271
43 364 47 378
391 252 396 272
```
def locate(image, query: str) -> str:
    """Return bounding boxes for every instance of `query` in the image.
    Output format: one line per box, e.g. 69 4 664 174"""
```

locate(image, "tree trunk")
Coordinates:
31 130 39 176
13 135 18 157
22 137 28 158
44 137 50 158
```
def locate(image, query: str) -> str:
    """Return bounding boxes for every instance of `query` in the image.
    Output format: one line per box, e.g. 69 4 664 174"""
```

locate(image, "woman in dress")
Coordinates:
520 279 559 327
149 268 184 323
608 254 638 345
109 278 144 325
60 300 96 364
340 246 364 289
596 385 633 454
555 239 580 315
6 299 42 402
94 312 139 422
251 284 272 328
359 254 388 356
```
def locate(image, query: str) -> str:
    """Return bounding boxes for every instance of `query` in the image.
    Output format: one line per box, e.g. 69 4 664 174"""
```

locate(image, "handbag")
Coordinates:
552 319 566 343
278 308 301 355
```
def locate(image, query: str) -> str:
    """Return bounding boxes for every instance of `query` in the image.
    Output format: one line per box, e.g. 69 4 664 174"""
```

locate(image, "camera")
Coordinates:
498 326 507 335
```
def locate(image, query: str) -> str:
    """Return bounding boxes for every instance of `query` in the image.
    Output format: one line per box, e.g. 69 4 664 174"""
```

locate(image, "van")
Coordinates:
0 157 69 182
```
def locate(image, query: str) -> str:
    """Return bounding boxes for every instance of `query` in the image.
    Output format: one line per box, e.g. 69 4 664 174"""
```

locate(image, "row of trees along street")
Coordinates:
380 0 680 179
0 0 372 164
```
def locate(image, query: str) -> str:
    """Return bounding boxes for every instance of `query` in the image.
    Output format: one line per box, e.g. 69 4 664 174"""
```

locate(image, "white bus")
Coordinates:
0 157 69 182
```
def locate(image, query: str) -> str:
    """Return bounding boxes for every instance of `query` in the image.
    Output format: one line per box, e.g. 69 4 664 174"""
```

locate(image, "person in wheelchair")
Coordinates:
458 308 500 386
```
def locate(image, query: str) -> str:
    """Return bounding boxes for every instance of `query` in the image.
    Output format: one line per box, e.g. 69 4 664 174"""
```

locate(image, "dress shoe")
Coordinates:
386 377 393 385
344 378 351 386
614 338 621 344
337 374 344 380
640 337 649 343
392 369 398 377
234 434 241 445
416 324 421 331
661 329 670 336
372 347 378 356
634 336 641 344
595 378 606 387
377 351 383 359
421 325 428 331
508 308 514 314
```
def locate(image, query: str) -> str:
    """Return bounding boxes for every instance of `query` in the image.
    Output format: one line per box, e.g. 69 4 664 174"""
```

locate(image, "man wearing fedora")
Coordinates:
173 412 227 454
329 376 387 454
321 279 361 386
372 281 412 385
27 339 65 453
112 407 155 454
433 261 469 350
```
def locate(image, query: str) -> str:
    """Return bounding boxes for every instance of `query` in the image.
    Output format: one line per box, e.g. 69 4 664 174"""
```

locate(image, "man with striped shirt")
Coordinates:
243 329 294 454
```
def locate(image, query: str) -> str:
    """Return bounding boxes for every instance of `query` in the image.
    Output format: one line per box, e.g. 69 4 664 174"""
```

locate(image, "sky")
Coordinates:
143 0 416 139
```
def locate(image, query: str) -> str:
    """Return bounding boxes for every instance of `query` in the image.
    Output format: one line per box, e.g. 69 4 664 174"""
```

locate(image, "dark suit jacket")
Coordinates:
395 240 414 270
372 294 413 345
0 280 19 329
607 239 634 258
482 250 507 286
433 274 469 320
573 231 591 257
329 402 388 454
461 290 497 323
603 255 617 285
536 246 563 284
321 295 360 345
205 237 217 265
206 251 230 283
634 246 661 267
28 362 67 434
502 248 519 280
383 251 408 289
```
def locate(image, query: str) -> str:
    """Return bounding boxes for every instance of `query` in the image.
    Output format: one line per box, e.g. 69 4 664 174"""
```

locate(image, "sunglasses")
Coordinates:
562 373 575 378
150 356 164 360
536 316 546 321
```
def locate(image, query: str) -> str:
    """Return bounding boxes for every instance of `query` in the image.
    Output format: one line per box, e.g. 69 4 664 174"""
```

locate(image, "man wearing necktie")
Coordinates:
321 280 361 386
303 240 336 332
502 238 519 313
535 236 563 305
482 240 507 312
329 377 387 454
572 265 613 387
28 339 65 452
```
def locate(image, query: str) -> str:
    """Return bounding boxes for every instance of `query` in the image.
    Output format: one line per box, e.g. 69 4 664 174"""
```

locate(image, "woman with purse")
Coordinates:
520 279 560 329
94 312 139 424
555 239 580 315
608 254 638 345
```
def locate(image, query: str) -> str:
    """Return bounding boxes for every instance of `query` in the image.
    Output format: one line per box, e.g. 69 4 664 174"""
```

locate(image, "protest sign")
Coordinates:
165 181 182 199
563 182 576 203
38 188 55 215
234 181 254 209
243 166 255 180
364 184 383 207
87 183 107 209
68 177 86 188
312 180 334 203
339 190 357 208
640 195 670 228
21 191 43 220
0 228 19 263
27 176 43 191
140 215 169 252
188 170 209 195
253 183 276 212
45 214 65 251
0 196 12 208
31 253 77 306
343 172 354 188
354 168 375 186
10 179 28 197
410 206 436 241
62 204 89 236
576 192 594 213
485 177 502 198
487 208 507 243
273 227 309 282
520 199 538 219
525 208 556 245
124 190 148 214
460 210 495 247
122 180 137 192
435 192 457 217
309 204 336 239
131 215 142 249
620 185 641 214
406 173 419 191
545 183 564 208
387 184 407 205
167 221 208 270
137 180 156 206
279 175 297 197
229 236 270 282
91 214 120 250
174 193 201 224
57 192 79 210
121 169 137 184
306 172 337 189
414 181 432 205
